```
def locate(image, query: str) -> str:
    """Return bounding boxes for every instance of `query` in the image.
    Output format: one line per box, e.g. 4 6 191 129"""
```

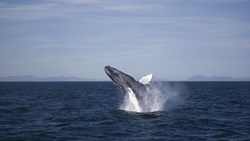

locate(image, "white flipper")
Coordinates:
139 73 153 85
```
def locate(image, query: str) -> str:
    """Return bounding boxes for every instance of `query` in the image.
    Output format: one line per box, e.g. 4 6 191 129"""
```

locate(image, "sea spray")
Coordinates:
120 82 183 113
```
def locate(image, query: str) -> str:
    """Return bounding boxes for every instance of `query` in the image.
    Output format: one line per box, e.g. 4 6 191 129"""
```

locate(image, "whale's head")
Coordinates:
104 66 133 87
104 65 146 99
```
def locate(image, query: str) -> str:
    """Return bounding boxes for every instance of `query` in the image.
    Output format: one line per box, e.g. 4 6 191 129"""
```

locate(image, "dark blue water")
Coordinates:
0 82 249 141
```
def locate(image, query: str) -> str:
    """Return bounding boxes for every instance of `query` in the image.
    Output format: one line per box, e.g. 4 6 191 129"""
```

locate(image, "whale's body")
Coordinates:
104 66 153 111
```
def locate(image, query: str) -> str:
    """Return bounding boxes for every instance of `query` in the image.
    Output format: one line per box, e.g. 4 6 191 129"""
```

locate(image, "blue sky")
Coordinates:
0 0 250 80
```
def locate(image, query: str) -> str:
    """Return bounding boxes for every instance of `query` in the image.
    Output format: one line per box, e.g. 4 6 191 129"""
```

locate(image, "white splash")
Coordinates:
120 82 183 113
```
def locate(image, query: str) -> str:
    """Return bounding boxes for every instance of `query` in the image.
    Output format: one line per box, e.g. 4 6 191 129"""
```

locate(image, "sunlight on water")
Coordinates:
120 82 183 113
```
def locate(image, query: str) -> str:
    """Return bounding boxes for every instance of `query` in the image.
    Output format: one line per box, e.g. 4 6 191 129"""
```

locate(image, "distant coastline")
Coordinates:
0 75 250 82
0 75 104 82
187 75 250 81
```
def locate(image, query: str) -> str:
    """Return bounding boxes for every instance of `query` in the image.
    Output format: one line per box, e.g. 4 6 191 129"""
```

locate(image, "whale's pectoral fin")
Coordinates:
139 73 153 85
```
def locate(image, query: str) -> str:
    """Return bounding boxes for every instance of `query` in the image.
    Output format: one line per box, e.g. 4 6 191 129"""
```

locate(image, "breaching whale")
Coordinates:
104 66 153 112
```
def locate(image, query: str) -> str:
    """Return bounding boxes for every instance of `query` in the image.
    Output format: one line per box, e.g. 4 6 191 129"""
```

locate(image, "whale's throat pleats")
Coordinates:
125 87 142 112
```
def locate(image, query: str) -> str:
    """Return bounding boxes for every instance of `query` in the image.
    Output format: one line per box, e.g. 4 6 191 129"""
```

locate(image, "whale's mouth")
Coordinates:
104 66 120 85
104 66 111 76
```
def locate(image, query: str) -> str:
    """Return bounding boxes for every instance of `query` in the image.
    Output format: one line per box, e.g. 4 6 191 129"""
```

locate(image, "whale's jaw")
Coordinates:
104 66 146 100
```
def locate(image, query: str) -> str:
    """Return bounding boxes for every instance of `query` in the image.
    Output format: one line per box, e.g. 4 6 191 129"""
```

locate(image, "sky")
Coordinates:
0 0 250 80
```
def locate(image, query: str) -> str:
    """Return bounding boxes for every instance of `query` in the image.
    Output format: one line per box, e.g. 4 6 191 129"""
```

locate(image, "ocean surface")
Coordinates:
0 82 249 141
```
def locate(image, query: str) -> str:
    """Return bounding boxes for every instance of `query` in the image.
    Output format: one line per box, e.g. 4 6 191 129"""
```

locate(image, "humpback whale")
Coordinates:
104 66 153 111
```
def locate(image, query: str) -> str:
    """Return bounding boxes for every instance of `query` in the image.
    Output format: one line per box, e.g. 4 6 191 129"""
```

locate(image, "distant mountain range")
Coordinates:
0 75 102 82
187 75 250 81
0 75 250 82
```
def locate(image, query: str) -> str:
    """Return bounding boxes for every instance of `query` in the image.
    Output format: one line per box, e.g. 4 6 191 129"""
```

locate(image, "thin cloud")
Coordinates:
0 2 65 21
0 1 160 21
200 0 249 3
0 0 249 79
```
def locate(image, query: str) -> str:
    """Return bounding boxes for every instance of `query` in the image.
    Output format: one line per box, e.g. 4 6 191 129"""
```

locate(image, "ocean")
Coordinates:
0 82 249 141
